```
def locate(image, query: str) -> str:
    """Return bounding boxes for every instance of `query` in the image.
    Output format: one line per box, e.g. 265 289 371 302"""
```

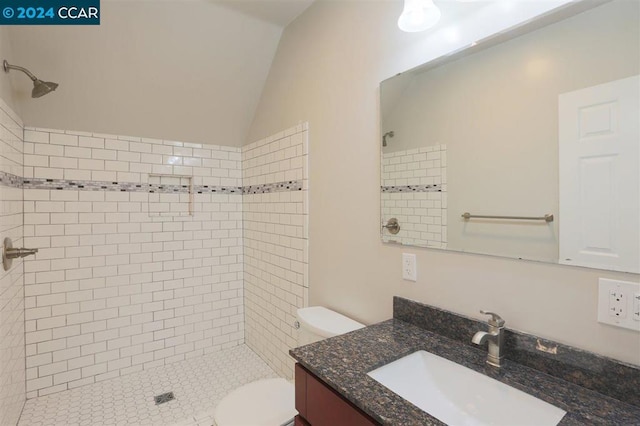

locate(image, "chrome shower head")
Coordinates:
383 131 394 147
31 79 59 98
3 60 58 98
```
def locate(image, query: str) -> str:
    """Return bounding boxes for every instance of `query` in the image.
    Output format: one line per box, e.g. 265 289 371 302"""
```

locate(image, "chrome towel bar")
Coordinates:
461 212 554 222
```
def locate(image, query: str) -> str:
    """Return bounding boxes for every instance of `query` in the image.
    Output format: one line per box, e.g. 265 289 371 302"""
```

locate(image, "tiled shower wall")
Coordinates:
381 145 447 248
243 124 309 379
22 127 244 398
0 98 25 426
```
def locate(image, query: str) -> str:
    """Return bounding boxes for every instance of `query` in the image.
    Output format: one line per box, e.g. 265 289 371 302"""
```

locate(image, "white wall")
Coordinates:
381 2 639 263
248 0 640 365
22 128 244 398
7 1 283 147
0 27 20 116
0 96 25 426
243 124 309 379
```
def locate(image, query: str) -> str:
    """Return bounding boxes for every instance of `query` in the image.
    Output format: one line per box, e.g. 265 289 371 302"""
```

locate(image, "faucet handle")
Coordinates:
480 310 505 327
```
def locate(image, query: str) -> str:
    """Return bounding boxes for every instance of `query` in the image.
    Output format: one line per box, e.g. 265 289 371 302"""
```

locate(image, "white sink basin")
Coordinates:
367 351 566 426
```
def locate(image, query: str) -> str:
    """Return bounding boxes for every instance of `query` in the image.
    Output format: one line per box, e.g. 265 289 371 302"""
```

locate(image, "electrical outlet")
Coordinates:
608 290 626 318
402 253 417 282
597 278 640 331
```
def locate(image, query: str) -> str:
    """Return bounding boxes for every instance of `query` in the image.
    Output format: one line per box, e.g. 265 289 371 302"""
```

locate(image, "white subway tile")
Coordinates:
50 133 78 146
129 142 151 153
21 127 251 396
66 334 93 349
79 136 104 149
65 146 92 159
65 169 92 181
104 138 128 151
78 158 104 170
37 338 67 354
26 376 53 392
25 129 49 143
105 160 128 171
50 157 78 169
34 167 64 179
53 369 81 385
91 171 117 181
38 361 67 377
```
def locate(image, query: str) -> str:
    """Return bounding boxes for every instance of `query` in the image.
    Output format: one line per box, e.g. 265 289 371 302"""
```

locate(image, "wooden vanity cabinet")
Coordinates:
294 363 380 426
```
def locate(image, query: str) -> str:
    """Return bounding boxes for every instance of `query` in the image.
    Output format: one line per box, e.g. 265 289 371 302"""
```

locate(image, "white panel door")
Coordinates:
559 75 639 273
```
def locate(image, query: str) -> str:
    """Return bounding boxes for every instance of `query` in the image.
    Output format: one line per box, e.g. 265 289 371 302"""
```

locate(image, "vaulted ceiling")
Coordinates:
215 0 315 26
6 0 314 146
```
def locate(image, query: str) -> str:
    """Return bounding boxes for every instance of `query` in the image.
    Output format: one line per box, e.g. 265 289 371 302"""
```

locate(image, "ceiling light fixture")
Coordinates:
398 0 442 32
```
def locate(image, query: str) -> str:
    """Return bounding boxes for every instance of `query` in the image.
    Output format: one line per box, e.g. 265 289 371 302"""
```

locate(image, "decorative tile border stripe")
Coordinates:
243 181 303 194
196 185 242 194
22 178 242 194
23 178 172 193
1 172 303 195
381 184 442 193
0 170 22 189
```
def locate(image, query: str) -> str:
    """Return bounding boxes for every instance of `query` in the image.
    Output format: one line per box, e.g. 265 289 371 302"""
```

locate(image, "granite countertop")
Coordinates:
289 319 640 425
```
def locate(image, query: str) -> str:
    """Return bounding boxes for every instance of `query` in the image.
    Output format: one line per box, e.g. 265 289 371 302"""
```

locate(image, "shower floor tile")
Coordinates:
18 345 278 426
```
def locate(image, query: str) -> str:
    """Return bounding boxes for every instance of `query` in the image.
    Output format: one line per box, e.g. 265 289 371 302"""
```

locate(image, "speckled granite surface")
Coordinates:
505 330 640 407
290 304 640 425
394 296 640 407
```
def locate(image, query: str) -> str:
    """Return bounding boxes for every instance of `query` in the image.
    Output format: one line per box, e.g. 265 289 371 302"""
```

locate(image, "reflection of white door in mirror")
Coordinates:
559 75 639 273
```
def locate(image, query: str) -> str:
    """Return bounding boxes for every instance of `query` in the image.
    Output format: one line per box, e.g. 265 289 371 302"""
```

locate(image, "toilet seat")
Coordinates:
213 378 296 426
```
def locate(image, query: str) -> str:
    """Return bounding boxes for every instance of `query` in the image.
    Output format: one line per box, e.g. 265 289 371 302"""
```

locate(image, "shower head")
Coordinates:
382 131 394 147
31 79 59 98
3 60 58 98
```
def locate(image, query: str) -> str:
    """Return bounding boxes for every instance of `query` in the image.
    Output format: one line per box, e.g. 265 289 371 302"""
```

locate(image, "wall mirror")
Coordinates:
380 0 639 273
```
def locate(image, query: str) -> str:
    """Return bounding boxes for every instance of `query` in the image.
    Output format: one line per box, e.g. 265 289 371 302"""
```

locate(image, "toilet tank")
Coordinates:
296 306 365 346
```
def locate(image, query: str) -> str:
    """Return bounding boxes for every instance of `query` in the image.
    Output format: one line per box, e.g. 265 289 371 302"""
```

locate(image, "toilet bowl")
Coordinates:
213 306 365 426
213 378 296 426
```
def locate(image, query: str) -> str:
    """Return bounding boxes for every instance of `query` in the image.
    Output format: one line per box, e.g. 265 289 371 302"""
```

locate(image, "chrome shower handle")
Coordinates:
5 247 38 259
3 237 39 271
382 218 400 234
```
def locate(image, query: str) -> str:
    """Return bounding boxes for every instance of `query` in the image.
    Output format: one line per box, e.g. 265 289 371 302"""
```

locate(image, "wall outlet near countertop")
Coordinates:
597 278 640 331
402 253 417 282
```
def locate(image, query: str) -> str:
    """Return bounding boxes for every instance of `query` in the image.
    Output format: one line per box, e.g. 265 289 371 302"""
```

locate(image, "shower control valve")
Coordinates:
2 237 39 271
382 218 401 234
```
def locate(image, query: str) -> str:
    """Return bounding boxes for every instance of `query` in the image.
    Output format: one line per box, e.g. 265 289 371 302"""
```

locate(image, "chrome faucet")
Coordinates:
472 310 505 368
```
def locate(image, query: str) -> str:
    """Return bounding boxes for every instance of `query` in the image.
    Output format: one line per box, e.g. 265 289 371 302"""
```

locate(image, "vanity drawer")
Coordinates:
295 363 379 426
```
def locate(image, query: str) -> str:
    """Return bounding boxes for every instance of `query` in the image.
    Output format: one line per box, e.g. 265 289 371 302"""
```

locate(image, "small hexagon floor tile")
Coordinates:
18 345 278 426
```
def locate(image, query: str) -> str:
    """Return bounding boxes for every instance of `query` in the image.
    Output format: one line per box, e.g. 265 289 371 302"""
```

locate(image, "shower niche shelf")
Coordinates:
147 174 193 217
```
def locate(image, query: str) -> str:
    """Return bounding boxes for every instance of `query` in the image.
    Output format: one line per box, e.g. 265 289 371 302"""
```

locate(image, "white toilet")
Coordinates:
213 306 365 426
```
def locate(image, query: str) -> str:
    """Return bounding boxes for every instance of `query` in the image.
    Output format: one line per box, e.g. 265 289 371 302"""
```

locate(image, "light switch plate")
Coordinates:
597 278 640 331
